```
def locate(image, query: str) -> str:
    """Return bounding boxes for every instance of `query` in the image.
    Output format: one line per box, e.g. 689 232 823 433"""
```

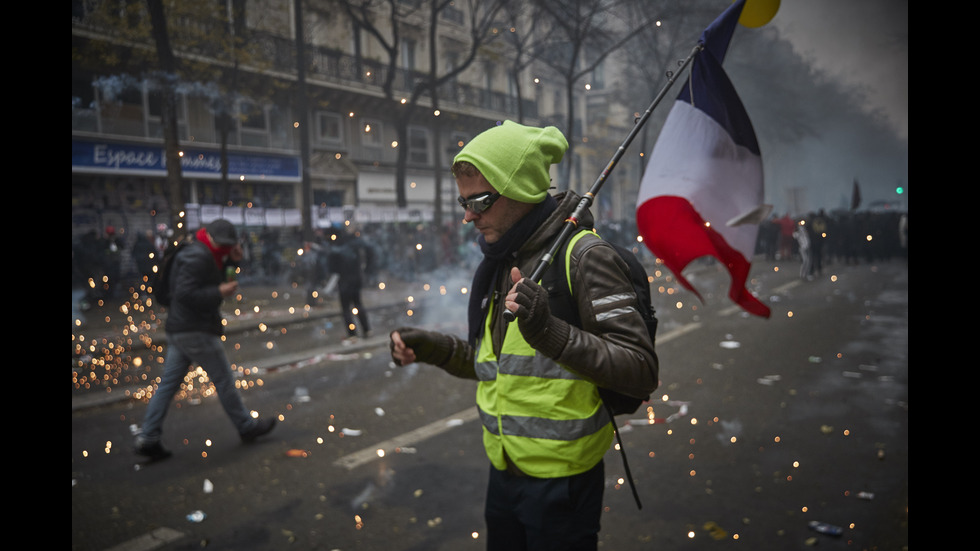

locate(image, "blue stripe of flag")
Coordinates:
676 0 760 156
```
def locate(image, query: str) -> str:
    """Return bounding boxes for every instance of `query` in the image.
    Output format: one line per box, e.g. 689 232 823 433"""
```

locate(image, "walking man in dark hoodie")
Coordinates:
135 219 276 460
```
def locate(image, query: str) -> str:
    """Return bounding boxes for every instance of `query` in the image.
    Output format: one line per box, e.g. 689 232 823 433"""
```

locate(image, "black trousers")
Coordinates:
339 287 370 336
484 460 604 551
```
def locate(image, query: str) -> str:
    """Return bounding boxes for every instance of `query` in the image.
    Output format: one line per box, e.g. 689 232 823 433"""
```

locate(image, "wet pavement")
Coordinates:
72 257 908 551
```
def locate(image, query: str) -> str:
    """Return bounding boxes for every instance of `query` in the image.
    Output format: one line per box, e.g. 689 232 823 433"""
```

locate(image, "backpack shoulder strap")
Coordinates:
542 228 598 325
541 228 644 510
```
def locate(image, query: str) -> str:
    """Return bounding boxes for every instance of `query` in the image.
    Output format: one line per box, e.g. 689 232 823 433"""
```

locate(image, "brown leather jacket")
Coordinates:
440 191 659 399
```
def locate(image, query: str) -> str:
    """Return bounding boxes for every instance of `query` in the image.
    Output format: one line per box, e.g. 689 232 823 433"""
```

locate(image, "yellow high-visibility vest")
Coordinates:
474 231 613 478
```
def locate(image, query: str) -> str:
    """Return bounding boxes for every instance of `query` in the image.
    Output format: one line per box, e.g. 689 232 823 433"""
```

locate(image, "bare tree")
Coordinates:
498 1 556 124
615 1 724 167
78 0 280 237
320 0 509 211
530 0 659 191
145 0 187 237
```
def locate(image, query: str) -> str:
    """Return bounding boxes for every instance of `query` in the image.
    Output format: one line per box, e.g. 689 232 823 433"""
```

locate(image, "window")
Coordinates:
72 77 98 132
316 111 344 146
239 101 269 147
98 83 145 137
591 61 606 90
361 118 383 149
448 131 469 158
440 4 463 24
484 62 495 92
147 87 187 139
408 126 430 164
401 38 417 71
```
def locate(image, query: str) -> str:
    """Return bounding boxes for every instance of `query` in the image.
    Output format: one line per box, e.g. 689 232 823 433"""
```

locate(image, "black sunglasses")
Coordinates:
457 191 501 214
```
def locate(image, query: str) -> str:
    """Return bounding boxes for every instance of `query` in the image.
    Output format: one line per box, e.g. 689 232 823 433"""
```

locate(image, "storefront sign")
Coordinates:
72 138 301 182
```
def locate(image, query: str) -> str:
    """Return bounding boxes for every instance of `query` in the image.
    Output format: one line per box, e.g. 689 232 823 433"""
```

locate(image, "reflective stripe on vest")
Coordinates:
475 231 612 478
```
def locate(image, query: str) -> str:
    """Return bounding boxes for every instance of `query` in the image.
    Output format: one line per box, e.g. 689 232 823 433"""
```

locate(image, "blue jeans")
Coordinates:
139 331 257 442
484 461 604 551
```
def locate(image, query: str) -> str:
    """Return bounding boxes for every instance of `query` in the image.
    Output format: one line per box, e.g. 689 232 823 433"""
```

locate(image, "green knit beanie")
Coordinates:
454 121 568 204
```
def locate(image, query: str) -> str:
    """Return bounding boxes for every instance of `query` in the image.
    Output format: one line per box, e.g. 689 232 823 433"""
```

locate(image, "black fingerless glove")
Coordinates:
512 278 551 337
394 327 455 366
512 278 570 358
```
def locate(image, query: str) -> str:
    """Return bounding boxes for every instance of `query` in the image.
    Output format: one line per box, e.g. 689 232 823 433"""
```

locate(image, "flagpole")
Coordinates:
504 43 704 322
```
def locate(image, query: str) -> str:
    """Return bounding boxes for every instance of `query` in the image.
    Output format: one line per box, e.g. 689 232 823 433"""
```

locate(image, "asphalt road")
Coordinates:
71 257 908 551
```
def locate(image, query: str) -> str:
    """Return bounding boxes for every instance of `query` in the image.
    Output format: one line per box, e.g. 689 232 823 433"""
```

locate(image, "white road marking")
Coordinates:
332 407 481 470
104 527 184 551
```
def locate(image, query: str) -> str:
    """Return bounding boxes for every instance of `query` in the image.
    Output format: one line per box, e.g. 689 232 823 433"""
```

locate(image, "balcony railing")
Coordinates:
255 33 536 120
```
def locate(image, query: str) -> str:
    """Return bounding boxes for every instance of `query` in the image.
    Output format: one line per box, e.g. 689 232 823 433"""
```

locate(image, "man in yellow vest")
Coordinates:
390 121 659 551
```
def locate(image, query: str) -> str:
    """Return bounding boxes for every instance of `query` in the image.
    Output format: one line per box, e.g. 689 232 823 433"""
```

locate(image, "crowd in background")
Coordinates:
72 208 907 310
756 209 908 280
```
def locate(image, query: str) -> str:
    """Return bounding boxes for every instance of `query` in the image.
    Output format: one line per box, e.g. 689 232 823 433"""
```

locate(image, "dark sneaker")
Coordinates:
135 440 172 461
241 417 277 443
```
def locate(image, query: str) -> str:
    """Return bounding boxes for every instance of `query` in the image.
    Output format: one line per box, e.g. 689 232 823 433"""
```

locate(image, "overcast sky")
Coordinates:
770 0 908 142
738 0 909 213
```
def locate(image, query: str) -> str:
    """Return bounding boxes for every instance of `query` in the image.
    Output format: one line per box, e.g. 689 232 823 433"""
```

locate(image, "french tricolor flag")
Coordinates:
636 0 772 318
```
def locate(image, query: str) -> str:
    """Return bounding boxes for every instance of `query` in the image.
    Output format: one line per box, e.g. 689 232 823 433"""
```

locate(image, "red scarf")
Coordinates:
196 227 232 268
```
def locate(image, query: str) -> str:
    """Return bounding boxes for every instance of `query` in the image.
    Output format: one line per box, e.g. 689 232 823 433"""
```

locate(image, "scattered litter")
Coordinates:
326 353 361 361
820 425 834 435
427 517 443 528
629 400 689 425
716 419 743 444
186 510 206 523
203 479 213 494
807 521 842 537
856 491 874 500
703 521 728 540
286 449 310 458
667 401 689 422
628 418 665 425
842 371 863 378
446 419 465 427
395 447 417 454
341 428 362 436
808 356 822 363
757 375 781 386
414 489 424 498
719 340 741 349
375 407 385 416
294 387 311 402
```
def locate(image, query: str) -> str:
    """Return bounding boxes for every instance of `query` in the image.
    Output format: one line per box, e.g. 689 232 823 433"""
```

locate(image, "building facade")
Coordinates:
72 0 641 285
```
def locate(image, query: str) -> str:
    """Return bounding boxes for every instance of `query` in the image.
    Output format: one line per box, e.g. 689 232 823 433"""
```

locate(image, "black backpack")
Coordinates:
541 229 658 510
151 241 188 308
542 230 659 415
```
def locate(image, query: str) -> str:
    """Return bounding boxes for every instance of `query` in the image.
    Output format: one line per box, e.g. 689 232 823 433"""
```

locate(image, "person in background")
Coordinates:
132 229 156 291
330 227 374 341
135 219 276 461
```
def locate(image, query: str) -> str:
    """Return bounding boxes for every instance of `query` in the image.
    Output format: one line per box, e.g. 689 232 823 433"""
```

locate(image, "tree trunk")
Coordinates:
145 0 186 238
294 0 313 241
